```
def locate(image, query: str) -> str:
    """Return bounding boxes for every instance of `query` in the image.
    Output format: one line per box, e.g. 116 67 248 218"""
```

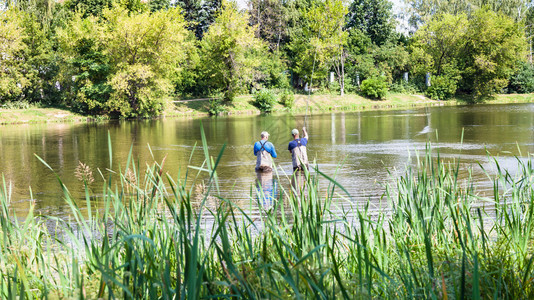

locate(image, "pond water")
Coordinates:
1 103 533 217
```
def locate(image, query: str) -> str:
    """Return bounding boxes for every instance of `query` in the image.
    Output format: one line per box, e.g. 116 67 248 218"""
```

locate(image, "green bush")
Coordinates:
207 97 226 116
253 89 277 113
425 75 459 100
0 100 33 109
390 81 419 94
509 62 534 93
279 90 295 108
360 77 388 99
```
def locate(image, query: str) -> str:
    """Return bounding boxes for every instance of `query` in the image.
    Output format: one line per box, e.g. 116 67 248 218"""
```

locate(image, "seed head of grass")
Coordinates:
74 161 94 185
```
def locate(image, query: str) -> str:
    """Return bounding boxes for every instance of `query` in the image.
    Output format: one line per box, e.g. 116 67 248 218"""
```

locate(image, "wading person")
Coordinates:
254 131 277 172
288 127 309 172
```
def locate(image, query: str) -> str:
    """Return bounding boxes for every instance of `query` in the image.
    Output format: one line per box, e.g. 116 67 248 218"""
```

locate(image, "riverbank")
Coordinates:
169 92 534 116
1 93 533 124
0 107 87 125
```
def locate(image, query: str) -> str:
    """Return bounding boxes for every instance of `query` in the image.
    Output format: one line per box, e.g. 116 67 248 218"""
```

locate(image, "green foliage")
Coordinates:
0 10 31 102
253 89 277 112
258 51 290 89
107 65 168 117
389 80 419 94
461 8 527 99
248 0 288 51
148 0 170 11
425 75 459 100
509 62 534 93
345 0 395 46
207 96 226 115
57 14 111 114
278 89 295 108
176 0 221 39
58 6 192 116
0 9 56 104
410 13 467 76
406 0 530 28
0 100 34 109
360 76 388 99
200 1 265 102
65 0 113 17
410 8 527 99
288 0 347 90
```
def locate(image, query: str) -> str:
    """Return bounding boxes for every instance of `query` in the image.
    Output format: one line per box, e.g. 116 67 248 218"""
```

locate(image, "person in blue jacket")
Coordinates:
288 127 309 172
254 131 277 172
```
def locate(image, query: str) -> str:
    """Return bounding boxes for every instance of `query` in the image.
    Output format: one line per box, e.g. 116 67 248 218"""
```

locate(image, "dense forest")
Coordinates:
0 0 533 117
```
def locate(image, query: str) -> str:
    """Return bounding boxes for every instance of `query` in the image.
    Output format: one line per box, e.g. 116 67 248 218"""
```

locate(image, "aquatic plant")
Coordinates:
0 130 533 298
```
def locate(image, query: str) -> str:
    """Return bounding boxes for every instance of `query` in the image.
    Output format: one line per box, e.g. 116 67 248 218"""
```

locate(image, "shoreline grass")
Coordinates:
168 92 534 117
0 131 534 298
0 107 88 125
1 93 532 124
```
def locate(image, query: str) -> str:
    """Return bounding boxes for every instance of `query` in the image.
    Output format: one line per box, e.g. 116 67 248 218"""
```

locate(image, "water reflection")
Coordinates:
255 171 279 208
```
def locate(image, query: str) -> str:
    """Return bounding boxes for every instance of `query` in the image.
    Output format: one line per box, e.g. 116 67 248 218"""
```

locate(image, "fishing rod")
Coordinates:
305 29 320 130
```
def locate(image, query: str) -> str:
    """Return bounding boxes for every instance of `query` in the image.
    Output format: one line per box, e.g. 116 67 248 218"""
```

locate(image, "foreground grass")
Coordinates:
1 131 534 298
169 92 534 116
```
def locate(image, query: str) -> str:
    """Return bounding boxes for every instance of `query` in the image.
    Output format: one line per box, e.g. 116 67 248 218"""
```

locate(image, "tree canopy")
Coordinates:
0 0 531 114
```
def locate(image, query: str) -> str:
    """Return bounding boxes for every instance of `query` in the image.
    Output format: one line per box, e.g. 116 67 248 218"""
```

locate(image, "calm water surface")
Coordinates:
1 103 533 216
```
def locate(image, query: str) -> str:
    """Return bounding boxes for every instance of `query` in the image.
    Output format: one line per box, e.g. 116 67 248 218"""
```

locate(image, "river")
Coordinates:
1 103 533 217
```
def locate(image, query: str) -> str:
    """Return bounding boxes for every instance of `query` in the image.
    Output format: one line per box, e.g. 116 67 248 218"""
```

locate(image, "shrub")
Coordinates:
207 97 226 116
279 90 295 108
1 100 33 109
360 77 388 99
425 75 459 100
390 81 419 94
253 89 277 113
508 62 534 93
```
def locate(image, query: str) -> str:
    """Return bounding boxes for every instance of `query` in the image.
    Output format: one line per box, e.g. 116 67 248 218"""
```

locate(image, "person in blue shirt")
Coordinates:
288 127 309 172
254 131 277 172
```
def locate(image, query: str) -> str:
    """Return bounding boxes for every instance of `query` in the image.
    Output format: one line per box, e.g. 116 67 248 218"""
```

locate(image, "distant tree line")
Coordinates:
0 0 532 117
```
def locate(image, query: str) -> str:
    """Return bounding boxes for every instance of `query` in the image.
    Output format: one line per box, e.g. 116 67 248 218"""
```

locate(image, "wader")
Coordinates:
256 142 273 172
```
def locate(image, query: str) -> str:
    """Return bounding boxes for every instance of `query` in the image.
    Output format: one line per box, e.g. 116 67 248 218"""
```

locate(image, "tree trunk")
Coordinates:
340 51 345 96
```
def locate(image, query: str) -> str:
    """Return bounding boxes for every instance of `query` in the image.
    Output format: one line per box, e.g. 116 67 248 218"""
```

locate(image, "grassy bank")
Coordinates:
1 131 533 298
168 92 534 116
0 107 87 124
1 93 533 124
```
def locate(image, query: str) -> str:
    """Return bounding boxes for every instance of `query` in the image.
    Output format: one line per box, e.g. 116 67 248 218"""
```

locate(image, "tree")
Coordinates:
410 13 468 76
405 0 530 29
0 9 56 104
176 0 221 39
345 0 395 46
0 9 30 102
409 8 527 99
288 0 347 94
58 7 193 116
248 0 288 51
148 0 170 11
199 1 265 101
460 8 527 98
57 13 111 113
65 0 114 17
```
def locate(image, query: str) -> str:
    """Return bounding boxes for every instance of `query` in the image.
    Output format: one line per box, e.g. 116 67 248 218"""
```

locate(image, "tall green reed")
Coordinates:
0 131 534 298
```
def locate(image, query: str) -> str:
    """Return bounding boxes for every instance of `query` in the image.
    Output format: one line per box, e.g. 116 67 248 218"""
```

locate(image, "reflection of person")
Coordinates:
256 171 278 207
254 131 277 172
288 127 309 172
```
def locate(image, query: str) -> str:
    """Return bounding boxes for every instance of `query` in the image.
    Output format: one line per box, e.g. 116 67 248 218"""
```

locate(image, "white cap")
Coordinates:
261 131 269 138
291 129 299 135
